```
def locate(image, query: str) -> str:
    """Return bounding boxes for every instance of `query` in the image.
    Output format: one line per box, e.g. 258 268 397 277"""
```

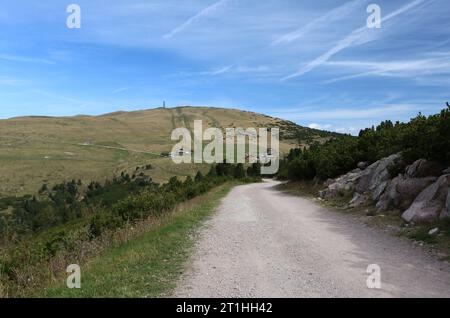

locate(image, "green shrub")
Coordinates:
280 105 450 181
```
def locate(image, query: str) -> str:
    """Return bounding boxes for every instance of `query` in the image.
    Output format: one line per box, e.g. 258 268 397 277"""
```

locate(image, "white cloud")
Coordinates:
306 104 417 120
112 87 130 94
308 123 332 130
276 104 418 121
308 123 361 135
282 0 430 80
272 0 368 46
335 126 358 134
163 0 231 39
209 65 233 75
0 54 54 64
322 56 450 83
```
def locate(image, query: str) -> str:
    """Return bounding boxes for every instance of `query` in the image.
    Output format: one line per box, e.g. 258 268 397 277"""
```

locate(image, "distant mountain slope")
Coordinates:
0 106 339 195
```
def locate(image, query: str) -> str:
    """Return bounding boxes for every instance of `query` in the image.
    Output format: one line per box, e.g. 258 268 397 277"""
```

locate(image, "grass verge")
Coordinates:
40 183 235 298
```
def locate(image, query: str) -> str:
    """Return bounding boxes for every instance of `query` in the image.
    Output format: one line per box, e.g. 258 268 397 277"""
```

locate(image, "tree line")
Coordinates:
278 106 450 181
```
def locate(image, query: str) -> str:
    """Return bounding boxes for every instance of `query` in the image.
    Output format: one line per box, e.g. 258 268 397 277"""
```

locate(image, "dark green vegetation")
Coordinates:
43 183 234 297
0 161 260 297
277 120 342 143
278 106 450 181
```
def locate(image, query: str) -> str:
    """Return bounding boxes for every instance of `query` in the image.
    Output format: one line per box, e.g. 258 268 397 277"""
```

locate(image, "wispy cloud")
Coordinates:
323 56 450 83
272 0 368 46
276 104 419 121
163 0 231 39
209 65 233 75
112 87 130 94
171 64 278 79
282 0 429 81
0 54 54 64
209 64 274 76
0 76 26 86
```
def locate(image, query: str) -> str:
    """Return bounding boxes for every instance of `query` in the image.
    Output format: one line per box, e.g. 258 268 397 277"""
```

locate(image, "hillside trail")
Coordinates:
173 179 450 298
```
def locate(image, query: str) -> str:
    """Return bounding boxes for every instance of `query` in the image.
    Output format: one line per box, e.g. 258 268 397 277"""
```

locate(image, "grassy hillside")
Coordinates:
0 106 336 196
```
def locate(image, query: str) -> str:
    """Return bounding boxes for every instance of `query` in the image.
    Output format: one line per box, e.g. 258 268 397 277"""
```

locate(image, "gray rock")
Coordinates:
348 192 371 208
357 162 368 170
402 174 450 223
428 227 439 236
319 181 350 199
319 169 365 199
405 159 444 178
318 186 340 200
396 177 437 204
440 188 450 219
376 177 400 212
375 194 390 212
323 178 335 187
443 167 450 174
372 181 388 201
376 175 437 212
356 154 401 194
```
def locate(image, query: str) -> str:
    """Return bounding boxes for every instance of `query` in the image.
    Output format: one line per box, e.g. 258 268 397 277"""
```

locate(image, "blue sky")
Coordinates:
0 0 449 133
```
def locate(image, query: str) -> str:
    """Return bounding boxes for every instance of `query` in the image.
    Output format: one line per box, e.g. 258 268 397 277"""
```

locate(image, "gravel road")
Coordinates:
173 180 450 298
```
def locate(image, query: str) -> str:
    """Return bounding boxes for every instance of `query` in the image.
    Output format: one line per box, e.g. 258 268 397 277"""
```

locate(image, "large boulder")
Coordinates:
440 188 450 219
319 169 364 199
376 175 437 212
402 174 450 223
371 181 388 202
320 154 400 202
356 154 401 196
319 185 341 200
376 178 399 212
405 159 444 178
357 162 368 170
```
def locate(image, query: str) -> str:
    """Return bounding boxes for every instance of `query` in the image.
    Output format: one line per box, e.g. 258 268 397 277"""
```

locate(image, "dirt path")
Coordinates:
173 180 450 298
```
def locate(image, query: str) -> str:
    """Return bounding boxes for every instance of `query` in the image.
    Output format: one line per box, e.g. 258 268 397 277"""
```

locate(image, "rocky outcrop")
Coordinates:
357 162 368 170
355 154 401 197
405 159 444 178
348 192 371 208
319 155 400 202
319 169 364 199
371 181 388 202
441 188 450 219
376 175 437 212
401 174 450 223
318 156 449 224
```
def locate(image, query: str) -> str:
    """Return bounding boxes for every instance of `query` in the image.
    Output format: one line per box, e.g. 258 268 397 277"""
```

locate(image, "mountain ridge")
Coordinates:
0 106 340 196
